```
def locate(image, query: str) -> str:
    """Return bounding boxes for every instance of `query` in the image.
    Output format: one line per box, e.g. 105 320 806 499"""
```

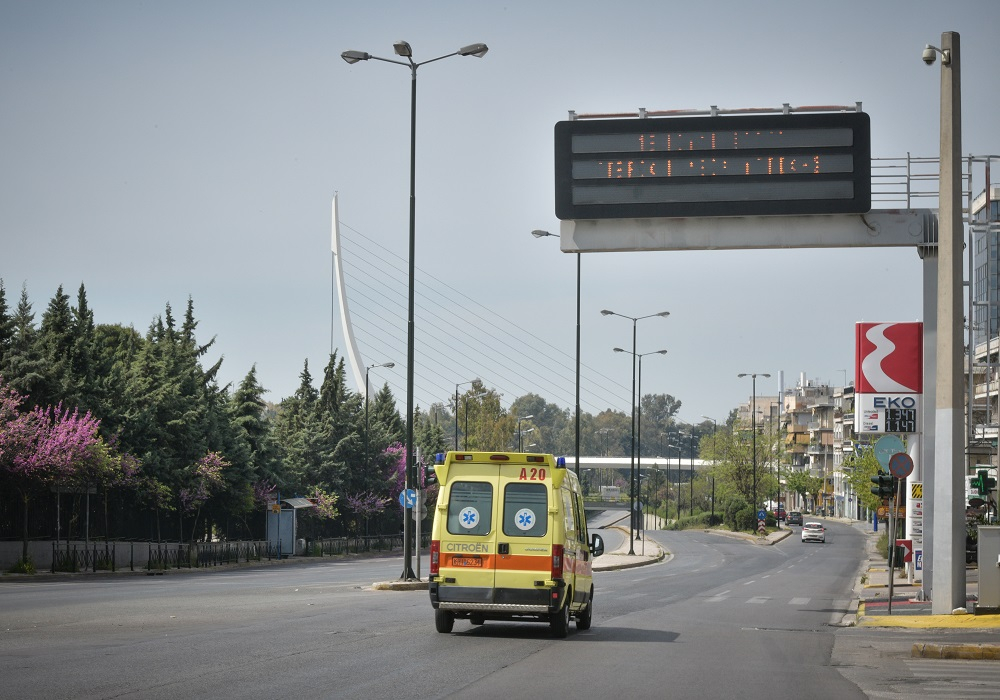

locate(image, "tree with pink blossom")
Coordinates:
0 378 107 565
344 491 390 536
179 451 228 542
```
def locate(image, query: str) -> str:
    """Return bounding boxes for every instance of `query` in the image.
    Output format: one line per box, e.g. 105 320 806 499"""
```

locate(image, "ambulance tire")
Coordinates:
576 591 593 631
550 596 571 638
470 614 485 626
435 609 455 633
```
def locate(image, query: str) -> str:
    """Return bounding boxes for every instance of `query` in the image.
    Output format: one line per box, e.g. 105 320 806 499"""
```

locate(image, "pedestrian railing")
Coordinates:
302 533 432 557
145 541 267 571
51 542 117 573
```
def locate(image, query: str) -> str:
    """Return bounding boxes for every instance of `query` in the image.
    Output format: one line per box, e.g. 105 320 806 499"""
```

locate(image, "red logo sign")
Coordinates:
855 322 923 393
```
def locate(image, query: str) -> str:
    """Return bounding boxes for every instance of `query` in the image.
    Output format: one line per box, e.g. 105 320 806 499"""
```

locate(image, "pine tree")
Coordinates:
4 285 45 404
0 281 14 373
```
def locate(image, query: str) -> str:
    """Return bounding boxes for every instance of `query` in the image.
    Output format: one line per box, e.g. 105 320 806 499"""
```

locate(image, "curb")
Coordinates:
912 643 1000 660
372 580 427 591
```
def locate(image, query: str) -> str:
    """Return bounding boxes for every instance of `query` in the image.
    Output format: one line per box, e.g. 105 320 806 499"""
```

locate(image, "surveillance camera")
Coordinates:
922 45 937 65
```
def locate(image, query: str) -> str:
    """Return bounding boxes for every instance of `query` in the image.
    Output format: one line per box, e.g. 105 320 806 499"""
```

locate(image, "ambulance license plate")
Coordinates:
452 556 483 567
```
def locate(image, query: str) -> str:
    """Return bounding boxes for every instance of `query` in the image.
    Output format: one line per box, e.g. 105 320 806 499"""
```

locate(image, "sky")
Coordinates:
2 0 999 427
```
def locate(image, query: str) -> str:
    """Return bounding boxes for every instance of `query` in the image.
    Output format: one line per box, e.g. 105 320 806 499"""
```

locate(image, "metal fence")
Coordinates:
51 542 119 573
301 533 432 557
41 536 431 574
144 541 268 571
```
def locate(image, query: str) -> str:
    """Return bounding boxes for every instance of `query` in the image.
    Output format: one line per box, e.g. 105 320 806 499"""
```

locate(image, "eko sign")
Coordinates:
854 322 923 434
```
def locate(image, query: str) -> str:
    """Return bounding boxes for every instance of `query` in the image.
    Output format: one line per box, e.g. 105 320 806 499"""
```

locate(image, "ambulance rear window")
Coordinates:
502 483 548 538
446 481 493 536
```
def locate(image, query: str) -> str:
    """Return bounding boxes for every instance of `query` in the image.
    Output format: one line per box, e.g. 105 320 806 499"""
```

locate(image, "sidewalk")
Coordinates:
592 526 667 571
822 516 1000 662
851 517 1000 630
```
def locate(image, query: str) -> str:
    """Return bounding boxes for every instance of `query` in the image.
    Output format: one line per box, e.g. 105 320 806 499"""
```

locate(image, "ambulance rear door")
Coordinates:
439 462 500 591
494 461 553 594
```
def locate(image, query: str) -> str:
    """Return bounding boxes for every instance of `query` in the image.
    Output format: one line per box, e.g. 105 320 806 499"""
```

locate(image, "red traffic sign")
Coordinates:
888 452 914 479
895 539 913 563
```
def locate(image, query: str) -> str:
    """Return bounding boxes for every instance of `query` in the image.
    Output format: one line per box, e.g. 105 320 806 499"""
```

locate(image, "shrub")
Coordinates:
7 557 36 575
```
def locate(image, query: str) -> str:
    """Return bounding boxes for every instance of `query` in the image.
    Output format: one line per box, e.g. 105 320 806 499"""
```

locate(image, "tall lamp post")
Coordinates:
343 39 488 582
924 31 964 614
454 381 476 450
532 229 581 477
738 373 771 512
365 362 395 471
615 347 668 540
516 414 534 452
702 415 718 524
603 309 670 555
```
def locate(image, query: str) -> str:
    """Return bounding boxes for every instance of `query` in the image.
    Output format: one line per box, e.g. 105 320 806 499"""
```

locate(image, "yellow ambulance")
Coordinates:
427 451 604 637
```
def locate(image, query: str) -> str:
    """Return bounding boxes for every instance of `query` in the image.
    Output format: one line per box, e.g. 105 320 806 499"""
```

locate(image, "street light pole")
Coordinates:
532 230 582 477
517 415 534 453
454 381 476 450
616 348 668 541
342 40 488 582
702 415 718 524
603 309 669 556
739 373 771 514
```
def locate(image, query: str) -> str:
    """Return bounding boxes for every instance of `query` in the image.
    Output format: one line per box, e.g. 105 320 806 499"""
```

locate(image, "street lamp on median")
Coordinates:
615 347 668 541
454 381 477 450
603 309 669 555
533 229 582 477
738 373 771 514
516 415 534 452
343 39 488 582
702 415 719 524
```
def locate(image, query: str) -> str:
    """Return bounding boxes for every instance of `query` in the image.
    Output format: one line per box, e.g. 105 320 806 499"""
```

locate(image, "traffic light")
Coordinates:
871 473 894 498
424 464 438 487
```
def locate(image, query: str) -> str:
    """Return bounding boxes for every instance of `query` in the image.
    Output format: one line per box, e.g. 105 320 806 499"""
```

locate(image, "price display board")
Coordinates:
554 112 870 220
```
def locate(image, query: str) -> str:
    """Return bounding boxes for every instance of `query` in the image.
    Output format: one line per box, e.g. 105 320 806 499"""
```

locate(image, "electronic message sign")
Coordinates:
554 112 871 220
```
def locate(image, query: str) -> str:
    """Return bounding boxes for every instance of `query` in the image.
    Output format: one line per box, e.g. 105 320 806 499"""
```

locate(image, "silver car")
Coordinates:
801 522 826 543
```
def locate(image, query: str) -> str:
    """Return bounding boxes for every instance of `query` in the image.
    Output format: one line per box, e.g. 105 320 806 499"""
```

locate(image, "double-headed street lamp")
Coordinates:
532 229 581 477
454 381 477 450
702 415 719 524
738 373 771 513
365 362 395 471
603 309 669 555
516 414 534 452
343 39 488 582
615 347 668 539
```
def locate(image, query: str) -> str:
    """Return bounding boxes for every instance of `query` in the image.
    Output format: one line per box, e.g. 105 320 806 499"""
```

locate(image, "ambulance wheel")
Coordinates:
550 599 570 638
576 593 593 631
434 609 455 633
470 614 485 626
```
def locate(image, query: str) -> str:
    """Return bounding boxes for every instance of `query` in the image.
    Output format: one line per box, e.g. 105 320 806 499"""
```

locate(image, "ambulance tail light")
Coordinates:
551 544 564 579
430 540 440 575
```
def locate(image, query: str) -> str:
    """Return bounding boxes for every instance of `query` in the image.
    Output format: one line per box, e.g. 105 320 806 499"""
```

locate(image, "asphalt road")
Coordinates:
3 522 998 699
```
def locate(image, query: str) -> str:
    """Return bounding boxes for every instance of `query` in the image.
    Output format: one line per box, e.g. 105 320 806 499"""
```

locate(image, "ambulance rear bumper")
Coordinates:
429 581 565 614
